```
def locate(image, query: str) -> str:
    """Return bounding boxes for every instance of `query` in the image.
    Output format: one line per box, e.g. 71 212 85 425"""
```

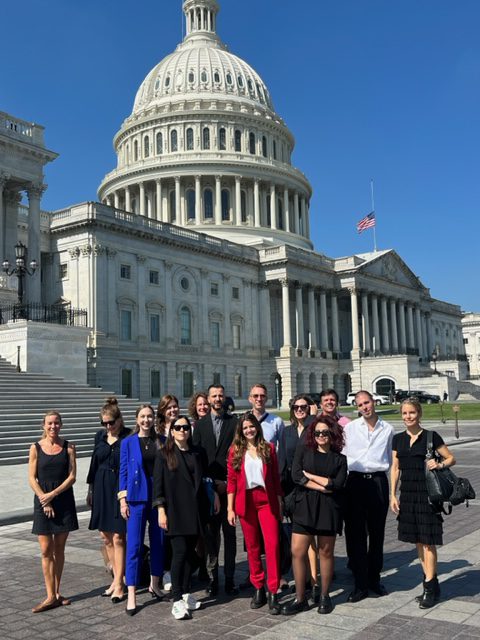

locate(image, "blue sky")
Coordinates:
2 0 479 311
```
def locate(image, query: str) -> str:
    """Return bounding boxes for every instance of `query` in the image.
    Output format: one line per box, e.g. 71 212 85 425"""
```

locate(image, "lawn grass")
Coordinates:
276 402 480 422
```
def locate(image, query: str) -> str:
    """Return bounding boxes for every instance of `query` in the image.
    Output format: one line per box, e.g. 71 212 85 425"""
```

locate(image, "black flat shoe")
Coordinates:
317 594 333 614
250 587 267 609
368 583 388 597
126 606 138 616
347 589 368 603
148 587 164 600
281 598 310 616
205 580 218 596
225 579 239 596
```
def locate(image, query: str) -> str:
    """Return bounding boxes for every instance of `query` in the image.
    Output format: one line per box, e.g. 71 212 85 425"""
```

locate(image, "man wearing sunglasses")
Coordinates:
343 390 394 603
193 384 239 597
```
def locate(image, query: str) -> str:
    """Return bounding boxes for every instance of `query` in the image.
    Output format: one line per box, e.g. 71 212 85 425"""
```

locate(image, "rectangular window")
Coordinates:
232 324 241 350
213 372 221 386
210 282 219 296
120 264 131 280
150 370 161 398
150 314 160 342
59 263 68 280
232 286 240 300
211 321 220 348
234 373 242 398
121 369 133 397
149 270 159 285
183 371 194 398
120 310 132 341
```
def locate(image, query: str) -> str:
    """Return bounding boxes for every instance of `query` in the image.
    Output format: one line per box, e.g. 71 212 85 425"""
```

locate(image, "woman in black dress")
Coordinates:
390 398 455 608
87 397 130 601
28 411 78 613
281 415 347 616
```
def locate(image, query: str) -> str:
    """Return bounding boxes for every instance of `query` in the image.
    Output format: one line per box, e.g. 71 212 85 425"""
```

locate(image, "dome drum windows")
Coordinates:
188 70 195 84
134 140 139 162
213 70 221 84
186 188 196 220
221 189 230 221
200 69 208 84
144 135 150 158
249 132 256 155
204 188 213 219
226 72 233 86
156 132 163 155
170 129 178 152
262 136 267 158
234 129 242 152
202 127 210 150
219 127 226 151
186 127 194 151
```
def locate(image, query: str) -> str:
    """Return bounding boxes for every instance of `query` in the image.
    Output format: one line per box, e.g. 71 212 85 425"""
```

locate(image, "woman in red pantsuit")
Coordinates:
227 412 283 614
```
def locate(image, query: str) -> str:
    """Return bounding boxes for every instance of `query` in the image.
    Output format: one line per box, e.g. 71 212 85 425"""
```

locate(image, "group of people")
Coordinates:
28 384 456 619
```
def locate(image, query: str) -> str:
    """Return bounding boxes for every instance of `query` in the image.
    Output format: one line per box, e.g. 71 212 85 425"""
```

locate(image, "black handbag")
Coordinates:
425 431 475 514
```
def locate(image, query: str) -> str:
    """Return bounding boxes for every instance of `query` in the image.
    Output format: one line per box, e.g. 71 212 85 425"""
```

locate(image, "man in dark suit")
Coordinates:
193 384 239 596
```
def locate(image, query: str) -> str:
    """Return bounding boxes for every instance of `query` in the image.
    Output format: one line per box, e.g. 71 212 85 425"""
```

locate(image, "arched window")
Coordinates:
144 136 149 158
156 132 163 155
204 188 213 219
277 198 283 230
200 69 208 83
240 190 247 223
188 70 195 84
180 307 192 345
165 74 171 88
249 132 256 154
170 129 178 152
273 140 277 160
321 373 328 390
202 127 210 150
262 136 267 157
134 140 139 161
219 127 226 150
221 189 230 221
186 189 195 220
186 127 194 151
169 190 176 222
234 129 242 152
213 70 220 83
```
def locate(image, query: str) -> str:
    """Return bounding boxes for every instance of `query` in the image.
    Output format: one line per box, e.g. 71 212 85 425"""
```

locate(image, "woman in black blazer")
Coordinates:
153 415 219 621
281 415 347 617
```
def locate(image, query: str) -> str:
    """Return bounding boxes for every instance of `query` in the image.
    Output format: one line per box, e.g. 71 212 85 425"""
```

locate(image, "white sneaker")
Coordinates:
163 571 172 591
172 599 190 620
182 593 201 610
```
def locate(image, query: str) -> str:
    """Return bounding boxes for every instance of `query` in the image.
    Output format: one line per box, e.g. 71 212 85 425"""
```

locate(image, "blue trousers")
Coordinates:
125 501 164 587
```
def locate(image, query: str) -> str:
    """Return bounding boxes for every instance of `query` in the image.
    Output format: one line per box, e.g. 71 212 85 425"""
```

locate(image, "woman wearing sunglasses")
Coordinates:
281 415 347 616
153 415 219 620
87 397 131 602
118 404 165 615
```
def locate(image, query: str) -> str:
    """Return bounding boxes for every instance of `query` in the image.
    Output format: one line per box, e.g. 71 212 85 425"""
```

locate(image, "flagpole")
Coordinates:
370 178 377 252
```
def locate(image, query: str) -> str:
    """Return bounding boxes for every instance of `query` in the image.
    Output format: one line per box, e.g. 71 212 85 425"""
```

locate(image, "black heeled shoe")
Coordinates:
126 606 138 616
148 587 164 600
111 594 126 604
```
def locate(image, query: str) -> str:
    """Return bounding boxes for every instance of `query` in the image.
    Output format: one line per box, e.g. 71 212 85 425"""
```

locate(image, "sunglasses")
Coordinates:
251 394 266 399
314 430 331 438
293 404 309 411
172 424 191 432
101 419 116 427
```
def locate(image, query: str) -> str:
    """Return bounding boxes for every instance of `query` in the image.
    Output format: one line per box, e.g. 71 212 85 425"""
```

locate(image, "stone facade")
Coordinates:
462 312 480 378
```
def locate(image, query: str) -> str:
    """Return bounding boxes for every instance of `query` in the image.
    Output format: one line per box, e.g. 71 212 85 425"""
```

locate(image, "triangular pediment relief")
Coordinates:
354 250 428 292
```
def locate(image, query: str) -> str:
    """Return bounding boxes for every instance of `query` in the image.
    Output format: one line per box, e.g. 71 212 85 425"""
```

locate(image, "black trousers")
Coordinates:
344 472 389 591
170 534 198 602
204 490 236 582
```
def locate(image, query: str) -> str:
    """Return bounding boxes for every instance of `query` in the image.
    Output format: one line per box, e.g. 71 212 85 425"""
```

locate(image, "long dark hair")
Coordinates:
134 404 157 438
230 412 271 471
289 394 312 427
156 394 179 435
305 415 344 453
161 415 192 471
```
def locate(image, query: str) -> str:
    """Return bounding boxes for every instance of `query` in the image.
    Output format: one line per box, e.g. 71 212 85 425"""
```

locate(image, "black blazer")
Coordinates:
192 413 238 482
152 445 211 536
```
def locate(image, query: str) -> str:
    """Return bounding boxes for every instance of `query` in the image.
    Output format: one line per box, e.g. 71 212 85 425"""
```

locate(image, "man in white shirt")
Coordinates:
343 390 394 603
248 383 286 471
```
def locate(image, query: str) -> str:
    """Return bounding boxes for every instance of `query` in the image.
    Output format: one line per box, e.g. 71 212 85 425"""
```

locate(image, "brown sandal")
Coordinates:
32 597 62 613
57 595 71 606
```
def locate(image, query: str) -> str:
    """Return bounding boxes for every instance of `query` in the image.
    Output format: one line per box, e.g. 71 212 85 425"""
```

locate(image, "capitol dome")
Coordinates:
98 0 313 249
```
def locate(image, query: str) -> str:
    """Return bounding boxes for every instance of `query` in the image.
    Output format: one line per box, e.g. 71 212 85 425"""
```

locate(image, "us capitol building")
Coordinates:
0 0 468 405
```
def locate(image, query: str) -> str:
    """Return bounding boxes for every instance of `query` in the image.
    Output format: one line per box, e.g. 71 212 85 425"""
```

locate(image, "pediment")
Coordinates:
356 250 427 291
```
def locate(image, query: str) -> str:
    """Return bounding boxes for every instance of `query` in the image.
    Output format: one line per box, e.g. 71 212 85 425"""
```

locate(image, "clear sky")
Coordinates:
2 0 479 311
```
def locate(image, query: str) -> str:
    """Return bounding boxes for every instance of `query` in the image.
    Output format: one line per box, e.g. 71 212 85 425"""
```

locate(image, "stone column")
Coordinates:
305 200 311 238
331 291 340 353
114 192 119 209
26 183 45 303
361 292 371 352
415 307 424 356
156 179 163 221
320 289 329 351
259 282 273 351
215 175 222 224
125 186 131 212
294 192 300 234
398 301 407 352
235 176 241 226
254 179 260 227
426 312 433 356
195 175 201 224
139 182 145 216
270 184 277 229
175 176 181 224
300 197 306 235
0 173 9 261
281 279 292 350
106 195 112 206
390 299 399 353
421 313 428 360
349 288 360 351
381 297 390 353
164 262 174 350
407 305 415 350
371 294 381 353
284 187 290 232
308 286 318 351
295 283 304 350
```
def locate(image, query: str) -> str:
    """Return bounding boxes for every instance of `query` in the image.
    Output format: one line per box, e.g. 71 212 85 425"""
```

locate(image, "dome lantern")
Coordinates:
183 0 220 39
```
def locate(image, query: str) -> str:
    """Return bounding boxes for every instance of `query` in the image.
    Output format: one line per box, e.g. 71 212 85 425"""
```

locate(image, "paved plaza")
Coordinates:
1 424 479 639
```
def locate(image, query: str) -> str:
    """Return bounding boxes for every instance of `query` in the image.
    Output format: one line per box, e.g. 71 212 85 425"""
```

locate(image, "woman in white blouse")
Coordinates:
227 413 283 614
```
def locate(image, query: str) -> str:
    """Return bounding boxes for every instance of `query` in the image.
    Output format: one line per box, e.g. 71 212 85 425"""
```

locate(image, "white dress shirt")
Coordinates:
343 416 394 473
244 453 265 489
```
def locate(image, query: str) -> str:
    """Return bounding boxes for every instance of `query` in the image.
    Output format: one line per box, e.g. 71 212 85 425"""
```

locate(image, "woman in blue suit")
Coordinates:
119 404 165 615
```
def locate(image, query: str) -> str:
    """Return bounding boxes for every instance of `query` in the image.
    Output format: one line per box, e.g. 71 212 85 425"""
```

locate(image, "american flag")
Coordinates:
356 211 376 233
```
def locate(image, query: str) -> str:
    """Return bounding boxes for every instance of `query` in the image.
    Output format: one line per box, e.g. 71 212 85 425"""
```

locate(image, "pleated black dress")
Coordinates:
32 441 78 535
393 430 444 546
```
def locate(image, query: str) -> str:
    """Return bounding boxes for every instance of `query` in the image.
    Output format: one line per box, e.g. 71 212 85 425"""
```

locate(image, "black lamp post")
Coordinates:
431 350 438 374
274 373 281 409
2 242 37 306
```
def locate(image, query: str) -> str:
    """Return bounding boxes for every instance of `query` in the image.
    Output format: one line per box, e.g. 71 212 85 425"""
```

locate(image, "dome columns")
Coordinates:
183 0 219 37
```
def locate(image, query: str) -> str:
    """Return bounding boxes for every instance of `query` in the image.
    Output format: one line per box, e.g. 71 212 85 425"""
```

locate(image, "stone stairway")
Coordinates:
0 357 142 465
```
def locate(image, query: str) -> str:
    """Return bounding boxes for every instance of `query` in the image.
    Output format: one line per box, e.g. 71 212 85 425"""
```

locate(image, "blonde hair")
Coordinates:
42 411 62 438
400 397 423 418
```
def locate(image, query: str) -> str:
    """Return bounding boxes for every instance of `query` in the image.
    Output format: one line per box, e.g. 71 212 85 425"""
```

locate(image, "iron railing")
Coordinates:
0 303 88 327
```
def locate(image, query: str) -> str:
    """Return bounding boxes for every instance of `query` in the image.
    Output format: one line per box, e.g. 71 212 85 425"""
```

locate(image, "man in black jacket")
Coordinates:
193 384 239 596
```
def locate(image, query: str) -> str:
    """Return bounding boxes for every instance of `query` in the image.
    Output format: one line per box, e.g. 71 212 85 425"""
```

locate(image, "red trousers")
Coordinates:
239 487 280 594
